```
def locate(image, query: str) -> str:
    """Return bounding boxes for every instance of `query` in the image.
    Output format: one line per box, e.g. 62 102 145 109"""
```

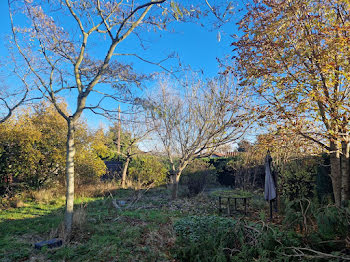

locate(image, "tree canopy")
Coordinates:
145 75 250 198
233 0 350 205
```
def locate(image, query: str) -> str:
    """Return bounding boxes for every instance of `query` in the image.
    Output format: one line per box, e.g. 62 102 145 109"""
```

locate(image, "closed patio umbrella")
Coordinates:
264 152 276 218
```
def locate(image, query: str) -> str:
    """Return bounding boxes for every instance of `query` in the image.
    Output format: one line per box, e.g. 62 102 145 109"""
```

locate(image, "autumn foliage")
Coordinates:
233 0 350 205
0 102 106 196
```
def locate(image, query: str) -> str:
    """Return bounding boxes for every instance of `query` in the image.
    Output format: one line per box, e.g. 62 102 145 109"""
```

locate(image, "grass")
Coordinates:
0 186 268 262
0 187 213 262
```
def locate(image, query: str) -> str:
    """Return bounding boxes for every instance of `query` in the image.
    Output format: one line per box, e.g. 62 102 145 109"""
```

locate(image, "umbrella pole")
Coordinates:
274 171 278 212
269 200 273 219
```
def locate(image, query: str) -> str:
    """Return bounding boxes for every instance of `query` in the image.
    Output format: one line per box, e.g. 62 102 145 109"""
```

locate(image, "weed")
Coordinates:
28 188 64 204
73 204 87 229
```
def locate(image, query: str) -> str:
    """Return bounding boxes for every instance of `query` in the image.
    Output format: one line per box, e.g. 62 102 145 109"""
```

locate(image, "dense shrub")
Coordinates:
284 198 350 252
75 151 106 185
210 157 236 187
315 205 349 241
173 216 241 261
180 159 217 196
315 154 333 203
279 157 318 200
173 216 303 261
173 205 350 261
283 198 315 234
128 155 167 188
0 102 106 195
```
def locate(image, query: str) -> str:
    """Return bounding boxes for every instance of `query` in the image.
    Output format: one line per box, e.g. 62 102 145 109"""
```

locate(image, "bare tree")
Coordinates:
108 113 153 188
145 75 250 199
0 85 28 123
0 56 37 123
8 0 179 233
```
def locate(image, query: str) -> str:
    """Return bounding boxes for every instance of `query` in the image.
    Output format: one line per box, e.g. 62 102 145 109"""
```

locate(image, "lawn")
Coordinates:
2 188 349 262
0 188 220 262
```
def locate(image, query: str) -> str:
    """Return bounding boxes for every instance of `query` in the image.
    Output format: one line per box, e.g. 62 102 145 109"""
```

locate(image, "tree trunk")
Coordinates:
171 172 181 200
171 162 188 200
330 141 342 206
121 157 130 189
341 140 350 203
64 119 76 233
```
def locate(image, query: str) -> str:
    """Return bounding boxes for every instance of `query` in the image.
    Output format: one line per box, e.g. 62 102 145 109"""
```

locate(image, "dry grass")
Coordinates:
16 180 159 205
28 187 64 204
9 198 26 208
49 223 73 244
21 181 120 204
145 223 176 251
73 204 87 229
30 189 54 203
0 194 29 208
75 181 119 198
47 204 88 244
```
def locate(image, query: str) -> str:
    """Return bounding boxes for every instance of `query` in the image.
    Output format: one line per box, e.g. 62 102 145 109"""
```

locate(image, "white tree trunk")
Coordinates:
64 119 76 233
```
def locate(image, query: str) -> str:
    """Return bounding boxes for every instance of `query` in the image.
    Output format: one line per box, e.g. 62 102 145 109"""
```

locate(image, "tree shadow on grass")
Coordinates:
0 188 175 262
0 202 64 262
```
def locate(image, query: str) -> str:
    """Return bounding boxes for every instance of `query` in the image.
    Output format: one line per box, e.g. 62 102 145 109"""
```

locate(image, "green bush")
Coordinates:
210 157 238 188
283 198 315 234
279 157 318 200
173 216 300 261
173 208 350 261
180 159 217 196
128 155 167 188
283 198 350 252
173 215 306 261
315 154 333 203
173 216 240 261
316 205 349 241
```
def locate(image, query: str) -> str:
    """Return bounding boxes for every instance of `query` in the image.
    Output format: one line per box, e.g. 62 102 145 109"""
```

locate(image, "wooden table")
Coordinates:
218 195 252 215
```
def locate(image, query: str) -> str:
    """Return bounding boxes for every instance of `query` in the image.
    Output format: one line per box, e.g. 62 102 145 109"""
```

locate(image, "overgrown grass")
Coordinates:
5 187 344 262
0 188 183 262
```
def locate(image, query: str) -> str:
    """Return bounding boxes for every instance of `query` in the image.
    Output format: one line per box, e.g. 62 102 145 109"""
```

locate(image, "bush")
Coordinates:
0 102 107 195
75 151 106 185
315 154 333 203
173 216 240 261
283 198 350 253
279 157 318 200
173 207 350 261
173 215 304 262
283 198 315 234
315 205 349 241
128 155 167 188
180 159 217 196
210 157 237 188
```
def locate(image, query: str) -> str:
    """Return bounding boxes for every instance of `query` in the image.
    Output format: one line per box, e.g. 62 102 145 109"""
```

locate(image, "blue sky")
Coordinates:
0 1 244 130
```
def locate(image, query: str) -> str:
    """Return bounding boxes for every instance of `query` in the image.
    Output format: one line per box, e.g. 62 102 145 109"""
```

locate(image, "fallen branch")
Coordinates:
125 183 155 209
285 246 350 261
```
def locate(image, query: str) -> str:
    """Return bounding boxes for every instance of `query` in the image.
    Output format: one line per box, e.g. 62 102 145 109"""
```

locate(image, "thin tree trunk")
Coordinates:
171 162 188 200
330 141 342 206
117 105 121 154
121 157 130 189
64 119 76 233
171 172 181 200
341 140 350 203
252 167 257 188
